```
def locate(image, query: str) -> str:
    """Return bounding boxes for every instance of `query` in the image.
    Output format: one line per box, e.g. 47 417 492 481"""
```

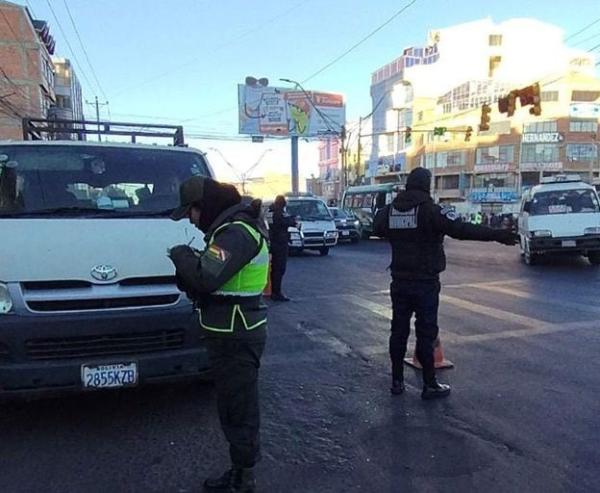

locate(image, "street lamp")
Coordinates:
208 147 273 195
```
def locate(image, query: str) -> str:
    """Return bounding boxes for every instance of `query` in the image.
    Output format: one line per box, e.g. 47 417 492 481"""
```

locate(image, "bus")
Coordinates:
342 183 401 238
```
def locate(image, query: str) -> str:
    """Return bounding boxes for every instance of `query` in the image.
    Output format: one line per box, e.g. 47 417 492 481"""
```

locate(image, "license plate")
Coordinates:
342 231 350 236
562 240 576 248
81 362 138 389
291 240 302 246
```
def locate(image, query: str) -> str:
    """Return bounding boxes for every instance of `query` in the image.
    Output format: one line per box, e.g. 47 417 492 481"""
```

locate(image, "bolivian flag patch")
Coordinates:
207 244 230 263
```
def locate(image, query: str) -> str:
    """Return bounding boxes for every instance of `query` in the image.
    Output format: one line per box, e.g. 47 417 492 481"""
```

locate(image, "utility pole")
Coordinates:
357 117 362 184
340 125 347 195
85 96 109 142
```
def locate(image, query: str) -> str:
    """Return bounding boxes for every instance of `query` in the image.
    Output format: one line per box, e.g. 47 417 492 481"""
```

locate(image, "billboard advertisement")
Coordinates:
238 84 345 137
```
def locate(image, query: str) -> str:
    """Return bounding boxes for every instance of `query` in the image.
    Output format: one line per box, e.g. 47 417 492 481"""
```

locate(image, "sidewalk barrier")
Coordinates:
263 255 272 297
404 336 454 369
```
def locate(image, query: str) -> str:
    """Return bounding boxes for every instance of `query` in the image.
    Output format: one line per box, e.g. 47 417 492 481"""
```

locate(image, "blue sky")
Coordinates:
21 0 600 183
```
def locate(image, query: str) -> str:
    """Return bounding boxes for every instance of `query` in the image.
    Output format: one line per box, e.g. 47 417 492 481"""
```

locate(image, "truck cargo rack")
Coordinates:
22 117 185 146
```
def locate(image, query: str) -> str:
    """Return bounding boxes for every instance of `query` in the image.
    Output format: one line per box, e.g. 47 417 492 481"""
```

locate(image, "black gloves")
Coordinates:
167 244 194 262
494 229 519 246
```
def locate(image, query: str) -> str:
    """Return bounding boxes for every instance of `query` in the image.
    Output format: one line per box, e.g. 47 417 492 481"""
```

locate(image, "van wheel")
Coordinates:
588 252 600 265
524 250 538 265
319 247 330 256
361 230 370 240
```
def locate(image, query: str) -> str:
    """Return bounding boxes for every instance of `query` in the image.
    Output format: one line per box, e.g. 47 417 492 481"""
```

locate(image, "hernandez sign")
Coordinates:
238 84 345 137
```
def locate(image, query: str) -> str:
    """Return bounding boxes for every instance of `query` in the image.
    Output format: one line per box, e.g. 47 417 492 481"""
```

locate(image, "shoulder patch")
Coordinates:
440 206 458 221
207 244 230 263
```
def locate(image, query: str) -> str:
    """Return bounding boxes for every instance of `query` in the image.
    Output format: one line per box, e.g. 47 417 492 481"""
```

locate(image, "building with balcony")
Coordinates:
366 17 598 214
0 1 55 139
49 57 84 139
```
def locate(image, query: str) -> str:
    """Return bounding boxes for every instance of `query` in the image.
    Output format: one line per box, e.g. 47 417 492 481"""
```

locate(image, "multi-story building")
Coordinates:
0 1 55 139
50 57 84 139
317 137 341 203
367 18 599 214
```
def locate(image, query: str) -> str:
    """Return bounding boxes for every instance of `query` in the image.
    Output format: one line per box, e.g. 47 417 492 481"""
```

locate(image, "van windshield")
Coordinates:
530 189 600 216
287 200 332 220
0 145 209 217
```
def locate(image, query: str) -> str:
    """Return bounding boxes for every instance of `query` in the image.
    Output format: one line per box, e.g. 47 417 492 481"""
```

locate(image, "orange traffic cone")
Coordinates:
404 336 454 369
263 255 272 297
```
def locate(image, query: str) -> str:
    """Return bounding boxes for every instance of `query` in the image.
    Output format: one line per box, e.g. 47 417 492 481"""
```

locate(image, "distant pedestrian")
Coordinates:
269 195 297 302
374 168 518 400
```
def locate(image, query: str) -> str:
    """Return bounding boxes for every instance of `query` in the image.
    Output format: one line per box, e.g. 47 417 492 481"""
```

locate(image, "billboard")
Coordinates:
238 84 345 137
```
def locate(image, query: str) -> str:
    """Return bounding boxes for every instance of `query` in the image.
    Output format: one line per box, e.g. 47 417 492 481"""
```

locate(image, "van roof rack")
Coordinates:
22 117 185 146
540 174 582 184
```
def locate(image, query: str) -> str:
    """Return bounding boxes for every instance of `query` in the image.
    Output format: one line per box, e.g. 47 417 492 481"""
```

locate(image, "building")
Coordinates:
0 1 55 140
51 57 83 120
367 18 599 213
317 137 341 203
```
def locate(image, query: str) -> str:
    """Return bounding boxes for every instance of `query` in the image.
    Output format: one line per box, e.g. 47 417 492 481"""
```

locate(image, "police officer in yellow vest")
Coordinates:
168 176 269 493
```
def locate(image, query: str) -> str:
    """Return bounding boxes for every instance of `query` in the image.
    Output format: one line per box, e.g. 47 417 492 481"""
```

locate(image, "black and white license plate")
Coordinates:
562 240 576 248
81 362 138 389
342 231 350 236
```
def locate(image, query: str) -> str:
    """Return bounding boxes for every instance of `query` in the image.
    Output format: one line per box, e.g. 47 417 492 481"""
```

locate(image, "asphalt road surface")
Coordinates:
1 238 599 492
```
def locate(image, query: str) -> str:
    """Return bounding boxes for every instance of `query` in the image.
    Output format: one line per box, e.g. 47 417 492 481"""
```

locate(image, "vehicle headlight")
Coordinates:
530 230 552 238
584 227 600 235
354 220 360 228
0 283 13 314
290 232 301 240
325 231 338 238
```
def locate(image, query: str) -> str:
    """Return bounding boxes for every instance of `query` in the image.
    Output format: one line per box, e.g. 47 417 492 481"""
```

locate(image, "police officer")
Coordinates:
168 176 269 492
269 195 297 302
373 168 518 400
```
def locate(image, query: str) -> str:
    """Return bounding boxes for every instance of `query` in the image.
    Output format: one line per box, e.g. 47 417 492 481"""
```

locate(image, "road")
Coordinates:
1 239 599 492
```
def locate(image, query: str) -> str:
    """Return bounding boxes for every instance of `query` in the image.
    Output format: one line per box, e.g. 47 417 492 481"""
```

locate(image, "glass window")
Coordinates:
363 194 373 207
530 189 599 215
523 121 558 133
476 145 514 164
437 151 465 168
569 120 598 133
473 173 516 188
489 34 503 46
567 144 597 161
571 91 600 102
386 134 395 154
521 144 560 163
0 145 209 216
488 56 502 77
287 200 332 220
343 195 352 209
541 91 559 102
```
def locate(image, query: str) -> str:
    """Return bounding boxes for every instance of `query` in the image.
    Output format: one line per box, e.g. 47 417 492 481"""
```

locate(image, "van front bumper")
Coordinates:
0 304 209 396
530 234 600 254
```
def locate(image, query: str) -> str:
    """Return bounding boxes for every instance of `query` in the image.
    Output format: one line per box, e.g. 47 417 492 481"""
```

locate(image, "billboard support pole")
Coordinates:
291 136 299 194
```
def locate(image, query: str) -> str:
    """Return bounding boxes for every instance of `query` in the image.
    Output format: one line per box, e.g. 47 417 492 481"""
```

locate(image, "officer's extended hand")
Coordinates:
495 230 519 246
167 244 193 261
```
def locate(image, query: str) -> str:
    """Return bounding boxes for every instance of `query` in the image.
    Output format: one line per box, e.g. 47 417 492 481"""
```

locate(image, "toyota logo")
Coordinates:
91 264 118 281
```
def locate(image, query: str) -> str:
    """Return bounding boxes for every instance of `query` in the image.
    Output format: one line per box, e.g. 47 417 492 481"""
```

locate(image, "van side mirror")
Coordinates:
523 201 531 213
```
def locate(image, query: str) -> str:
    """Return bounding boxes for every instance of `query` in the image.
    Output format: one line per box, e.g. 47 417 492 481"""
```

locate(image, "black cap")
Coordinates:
405 167 432 193
170 176 208 221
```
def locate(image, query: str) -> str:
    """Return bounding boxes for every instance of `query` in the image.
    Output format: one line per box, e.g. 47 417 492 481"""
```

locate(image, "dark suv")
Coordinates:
329 207 361 243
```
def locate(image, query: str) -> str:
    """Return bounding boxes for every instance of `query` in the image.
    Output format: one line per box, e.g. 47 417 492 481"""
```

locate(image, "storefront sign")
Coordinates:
522 132 564 144
520 162 563 172
474 163 511 173
569 103 600 119
469 190 518 203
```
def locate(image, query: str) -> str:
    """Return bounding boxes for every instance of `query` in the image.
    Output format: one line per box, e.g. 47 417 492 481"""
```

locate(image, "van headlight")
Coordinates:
530 230 552 238
0 283 13 314
290 232 302 240
584 227 600 235
354 220 360 228
325 231 338 238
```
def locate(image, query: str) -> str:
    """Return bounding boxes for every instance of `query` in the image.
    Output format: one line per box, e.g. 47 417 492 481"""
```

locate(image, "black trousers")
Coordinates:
389 278 441 385
205 334 266 468
270 242 289 296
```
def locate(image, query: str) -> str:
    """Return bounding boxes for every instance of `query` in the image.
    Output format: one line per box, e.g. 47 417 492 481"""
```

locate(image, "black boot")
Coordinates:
421 379 451 400
271 293 291 302
203 467 255 492
390 378 405 395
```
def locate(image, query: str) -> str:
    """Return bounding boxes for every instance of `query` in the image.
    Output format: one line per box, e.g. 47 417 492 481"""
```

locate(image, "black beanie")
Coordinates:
405 167 432 193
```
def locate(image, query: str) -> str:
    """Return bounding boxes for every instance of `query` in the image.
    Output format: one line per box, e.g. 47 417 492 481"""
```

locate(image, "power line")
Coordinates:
110 0 310 98
302 0 418 84
565 16 600 42
44 0 95 95
62 0 108 101
571 30 600 47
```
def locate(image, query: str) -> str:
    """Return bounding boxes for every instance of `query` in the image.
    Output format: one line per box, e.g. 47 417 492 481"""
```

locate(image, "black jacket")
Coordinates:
373 190 506 280
269 206 296 246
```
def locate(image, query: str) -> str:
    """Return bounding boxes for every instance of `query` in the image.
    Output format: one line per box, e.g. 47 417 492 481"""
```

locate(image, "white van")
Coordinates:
518 175 600 265
0 133 215 396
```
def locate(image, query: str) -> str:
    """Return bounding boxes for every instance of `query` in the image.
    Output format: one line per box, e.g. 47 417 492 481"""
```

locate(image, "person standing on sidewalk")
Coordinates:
168 176 269 492
374 167 518 400
268 195 297 302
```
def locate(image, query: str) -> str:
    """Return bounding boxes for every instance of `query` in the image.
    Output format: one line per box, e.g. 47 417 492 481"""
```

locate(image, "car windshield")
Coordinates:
287 200 332 220
530 189 600 215
0 145 209 217
330 208 349 219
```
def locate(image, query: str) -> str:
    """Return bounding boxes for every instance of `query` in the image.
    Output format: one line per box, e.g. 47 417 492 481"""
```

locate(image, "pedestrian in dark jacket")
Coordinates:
168 177 269 492
374 167 518 400
269 195 297 302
